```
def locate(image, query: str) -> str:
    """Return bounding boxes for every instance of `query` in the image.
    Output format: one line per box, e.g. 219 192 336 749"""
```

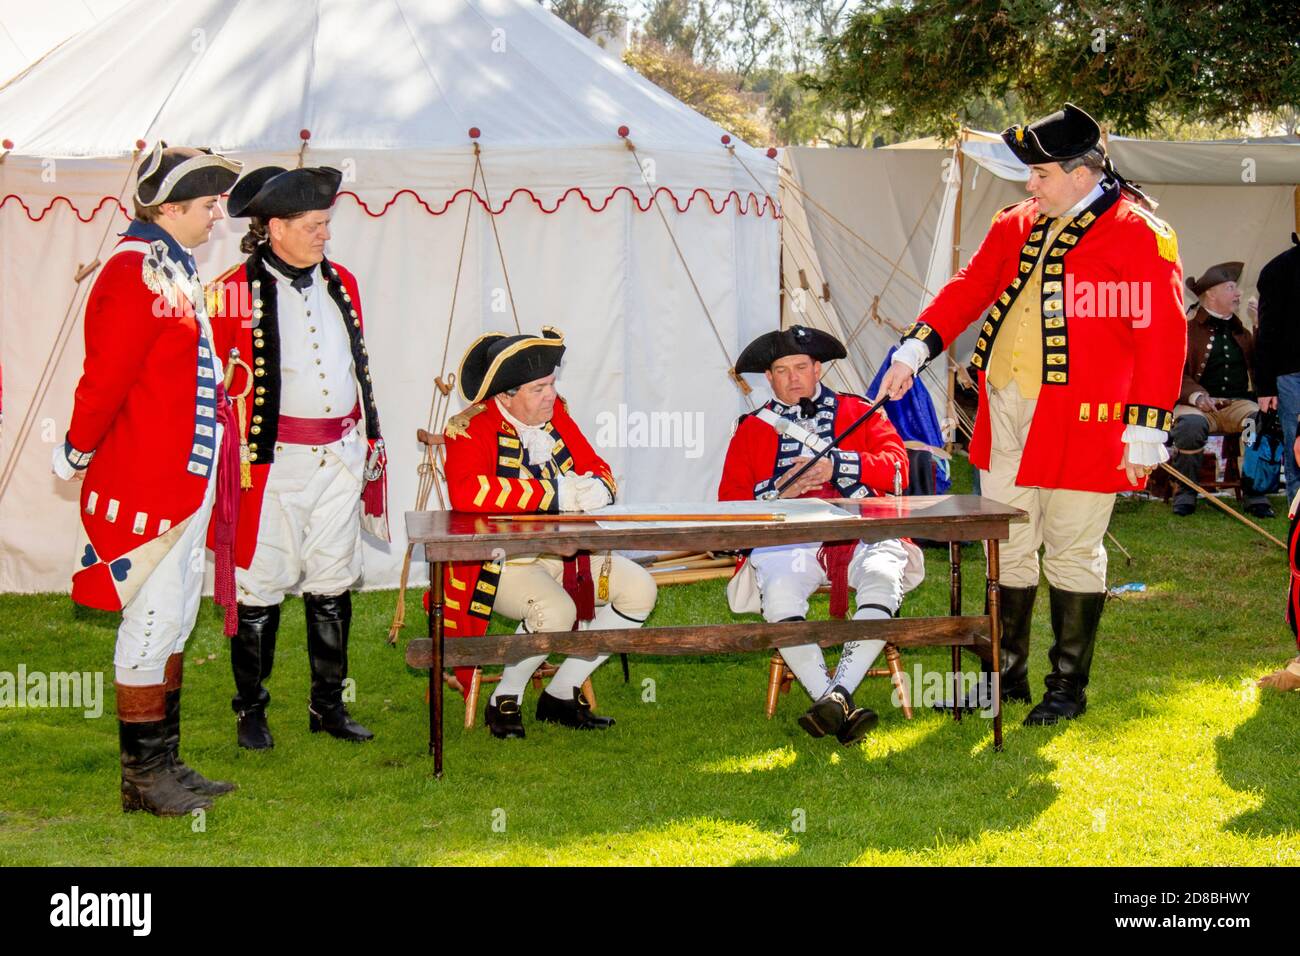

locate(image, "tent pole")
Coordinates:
945 130 967 453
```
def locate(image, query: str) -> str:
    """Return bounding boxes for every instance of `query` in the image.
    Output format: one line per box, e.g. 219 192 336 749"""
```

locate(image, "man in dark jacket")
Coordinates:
1168 261 1274 518
1254 235 1300 506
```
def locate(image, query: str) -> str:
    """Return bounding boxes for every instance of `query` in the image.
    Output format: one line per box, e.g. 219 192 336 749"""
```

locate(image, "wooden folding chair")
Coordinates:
764 621 913 720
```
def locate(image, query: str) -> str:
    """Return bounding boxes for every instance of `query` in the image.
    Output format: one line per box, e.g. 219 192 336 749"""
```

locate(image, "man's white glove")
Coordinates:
557 472 582 512
51 442 84 481
573 473 613 512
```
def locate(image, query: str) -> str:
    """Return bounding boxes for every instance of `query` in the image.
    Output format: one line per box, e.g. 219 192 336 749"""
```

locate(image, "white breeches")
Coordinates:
748 538 911 623
115 436 220 686
236 433 365 607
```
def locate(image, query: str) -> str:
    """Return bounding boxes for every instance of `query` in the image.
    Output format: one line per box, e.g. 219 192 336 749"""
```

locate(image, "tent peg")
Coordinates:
74 260 101 283
727 367 752 395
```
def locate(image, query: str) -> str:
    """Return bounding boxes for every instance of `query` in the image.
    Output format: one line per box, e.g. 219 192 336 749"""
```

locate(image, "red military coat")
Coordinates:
903 182 1186 493
718 387 908 502
67 237 220 610
439 397 615 689
206 253 383 567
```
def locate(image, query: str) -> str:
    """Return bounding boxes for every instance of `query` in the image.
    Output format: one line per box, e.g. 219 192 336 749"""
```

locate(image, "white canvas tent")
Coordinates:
779 133 1300 436
0 0 780 595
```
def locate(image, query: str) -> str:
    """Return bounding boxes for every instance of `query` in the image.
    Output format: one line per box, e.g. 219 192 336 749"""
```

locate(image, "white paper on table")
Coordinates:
593 499 855 530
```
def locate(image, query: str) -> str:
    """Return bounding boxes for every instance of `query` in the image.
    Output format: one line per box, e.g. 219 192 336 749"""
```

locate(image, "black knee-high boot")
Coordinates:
164 653 236 794
304 591 373 742
231 603 279 749
1024 586 1106 726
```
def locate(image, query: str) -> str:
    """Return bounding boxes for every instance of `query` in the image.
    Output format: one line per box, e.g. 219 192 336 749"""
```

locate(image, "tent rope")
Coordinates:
624 134 752 407
0 152 139 509
387 149 488 642
775 166 950 401
474 143 522 335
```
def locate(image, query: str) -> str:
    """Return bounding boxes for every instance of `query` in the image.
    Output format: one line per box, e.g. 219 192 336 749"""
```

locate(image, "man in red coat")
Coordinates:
442 328 658 739
878 104 1187 724
52 143 242 815
210 166 387 749
719 326 923 745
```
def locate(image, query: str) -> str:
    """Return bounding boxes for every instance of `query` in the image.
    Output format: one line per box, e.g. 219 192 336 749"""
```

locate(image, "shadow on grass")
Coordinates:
1216 687 1300 838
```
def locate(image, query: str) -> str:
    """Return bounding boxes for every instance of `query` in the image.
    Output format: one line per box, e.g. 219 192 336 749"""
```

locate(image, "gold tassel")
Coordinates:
1156 229 1178 263
597 554 612 602
240 453 252 490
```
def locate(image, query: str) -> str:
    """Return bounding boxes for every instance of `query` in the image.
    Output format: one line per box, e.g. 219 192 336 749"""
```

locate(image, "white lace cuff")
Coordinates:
1122 424 1169 466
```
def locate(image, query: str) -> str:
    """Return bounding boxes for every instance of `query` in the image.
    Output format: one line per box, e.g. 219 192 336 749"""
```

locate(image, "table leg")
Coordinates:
986 538 1003 752
949 541 962 723
430 560 445 778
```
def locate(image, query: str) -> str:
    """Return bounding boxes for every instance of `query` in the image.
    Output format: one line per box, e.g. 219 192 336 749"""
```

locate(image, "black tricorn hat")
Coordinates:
458 327 567 404
735 325 846 375
226 165 343 219
1002 103 1102 166
134 142 240 206
1186 261 1244 297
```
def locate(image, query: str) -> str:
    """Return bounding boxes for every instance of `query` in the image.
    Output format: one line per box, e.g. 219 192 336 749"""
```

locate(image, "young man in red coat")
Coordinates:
441 328 658 739
210 166 387 749
52 143 242 815
878 104 1187 724
719 326 924 745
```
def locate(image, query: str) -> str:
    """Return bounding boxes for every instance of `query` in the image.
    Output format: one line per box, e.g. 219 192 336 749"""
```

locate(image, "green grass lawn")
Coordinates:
2 462 1298 866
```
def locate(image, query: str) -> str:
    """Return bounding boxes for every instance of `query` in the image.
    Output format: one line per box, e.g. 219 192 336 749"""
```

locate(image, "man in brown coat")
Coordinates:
1168 261 1274 518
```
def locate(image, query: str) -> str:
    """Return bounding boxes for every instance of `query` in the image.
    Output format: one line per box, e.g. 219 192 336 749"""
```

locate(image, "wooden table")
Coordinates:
406 495 1026 777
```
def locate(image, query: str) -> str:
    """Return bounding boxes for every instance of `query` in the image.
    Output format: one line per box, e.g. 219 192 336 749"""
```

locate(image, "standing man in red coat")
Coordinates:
441 328 658 739
719 327 924 744
878 104 1187 724
53 143 242 815
210 166 387 749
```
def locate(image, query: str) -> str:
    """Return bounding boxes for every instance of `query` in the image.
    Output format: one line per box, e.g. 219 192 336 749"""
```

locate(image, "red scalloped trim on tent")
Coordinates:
336 185 780 218
0 194 130 222
2 185 780 222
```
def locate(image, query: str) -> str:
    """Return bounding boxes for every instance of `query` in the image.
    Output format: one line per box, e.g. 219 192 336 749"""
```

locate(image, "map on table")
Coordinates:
592 499 856 530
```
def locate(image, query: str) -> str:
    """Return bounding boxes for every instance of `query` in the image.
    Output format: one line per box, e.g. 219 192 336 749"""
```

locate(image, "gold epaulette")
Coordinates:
204 263 241 317
444 403 486 440
1130 206 1179 263
991 200 1023 226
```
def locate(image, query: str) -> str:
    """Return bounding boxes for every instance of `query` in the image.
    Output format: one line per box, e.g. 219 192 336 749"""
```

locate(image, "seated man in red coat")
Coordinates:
52 143 242 815
719 326 923 745
442 328 658 739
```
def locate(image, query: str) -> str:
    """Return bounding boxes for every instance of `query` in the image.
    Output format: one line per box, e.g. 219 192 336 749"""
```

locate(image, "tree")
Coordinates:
545 0 626 40
811 0 1300 138
623 40 770 144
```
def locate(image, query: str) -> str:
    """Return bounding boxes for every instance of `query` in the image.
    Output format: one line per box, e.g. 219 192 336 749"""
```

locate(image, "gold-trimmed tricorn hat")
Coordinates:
134 141 241 206
458 327 566 404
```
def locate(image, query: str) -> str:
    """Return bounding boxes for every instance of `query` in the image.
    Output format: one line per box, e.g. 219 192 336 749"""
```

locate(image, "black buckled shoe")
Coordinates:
536 687 615 729
485 695 526 739
1172 500 1195 517
798 685 875 744
1247 501 1276 519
